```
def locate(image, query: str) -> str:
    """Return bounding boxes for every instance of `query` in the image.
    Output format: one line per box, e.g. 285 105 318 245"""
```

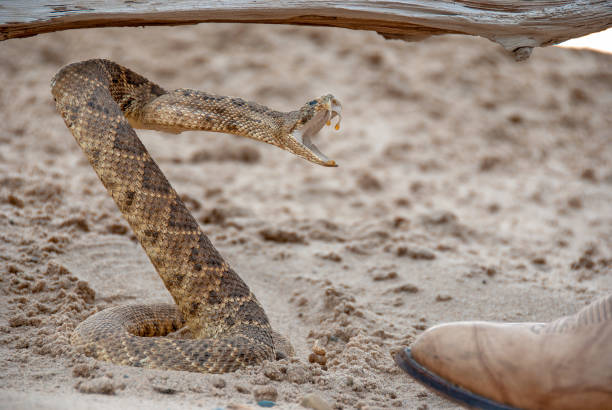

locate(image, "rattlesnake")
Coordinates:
51 59 341 372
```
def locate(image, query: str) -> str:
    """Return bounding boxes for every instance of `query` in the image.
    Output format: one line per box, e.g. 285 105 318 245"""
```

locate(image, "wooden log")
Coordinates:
1 1 611 60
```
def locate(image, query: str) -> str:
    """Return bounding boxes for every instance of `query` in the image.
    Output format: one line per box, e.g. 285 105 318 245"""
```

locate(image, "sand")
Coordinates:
0 23 610 409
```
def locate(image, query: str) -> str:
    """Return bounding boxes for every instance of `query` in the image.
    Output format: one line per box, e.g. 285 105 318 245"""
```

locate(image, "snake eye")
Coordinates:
308 100 317 106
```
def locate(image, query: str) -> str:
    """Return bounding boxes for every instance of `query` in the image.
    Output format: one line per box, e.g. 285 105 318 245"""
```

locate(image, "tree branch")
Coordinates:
1 1 611 60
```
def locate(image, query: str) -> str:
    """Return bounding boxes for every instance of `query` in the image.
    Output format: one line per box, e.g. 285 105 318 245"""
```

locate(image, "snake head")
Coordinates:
287 94 342 167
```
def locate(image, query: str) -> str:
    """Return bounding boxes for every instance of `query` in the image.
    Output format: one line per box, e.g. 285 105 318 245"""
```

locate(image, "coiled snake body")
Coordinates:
51 59 341 372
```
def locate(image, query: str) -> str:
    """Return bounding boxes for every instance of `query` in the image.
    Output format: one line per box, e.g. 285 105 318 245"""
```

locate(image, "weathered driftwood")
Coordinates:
1 1 611 60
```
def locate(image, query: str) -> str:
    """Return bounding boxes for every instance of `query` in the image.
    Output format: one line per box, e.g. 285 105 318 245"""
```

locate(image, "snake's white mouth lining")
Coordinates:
291 102 341 166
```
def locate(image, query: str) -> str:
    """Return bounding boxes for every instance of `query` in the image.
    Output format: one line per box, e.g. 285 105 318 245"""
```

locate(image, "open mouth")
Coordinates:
291 97 342 167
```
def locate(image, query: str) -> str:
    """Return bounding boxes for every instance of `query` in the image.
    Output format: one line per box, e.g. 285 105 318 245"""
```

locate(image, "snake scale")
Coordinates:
51 59 341 372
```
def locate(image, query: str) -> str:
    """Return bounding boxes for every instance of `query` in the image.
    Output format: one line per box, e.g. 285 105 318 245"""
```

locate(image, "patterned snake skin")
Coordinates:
51 59 341 372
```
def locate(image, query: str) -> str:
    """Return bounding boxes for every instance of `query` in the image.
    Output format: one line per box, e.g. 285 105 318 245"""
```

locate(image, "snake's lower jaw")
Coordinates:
290 128 336 167
290 97 342 167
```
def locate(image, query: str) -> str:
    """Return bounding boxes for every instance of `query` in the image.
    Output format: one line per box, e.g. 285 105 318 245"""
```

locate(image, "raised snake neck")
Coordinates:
51 59 340 372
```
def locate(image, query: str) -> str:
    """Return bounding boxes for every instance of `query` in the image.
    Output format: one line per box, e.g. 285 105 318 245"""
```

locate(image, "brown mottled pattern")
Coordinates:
49 59 339 372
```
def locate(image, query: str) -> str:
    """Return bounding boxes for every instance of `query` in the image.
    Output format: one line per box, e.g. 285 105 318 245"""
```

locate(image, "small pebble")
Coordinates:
286 363 309 384
7 194 25 208
254 385 278 402
257 401 276 408
396 246 435 260
392 284 419 294
308 352 327 366
211 376 226 389
312 341 326 356
77 376 116 395
71 363 93 378
262 362 282 381
300 392 333 410
435 293 452 302
372 271 398 281
226 405 255 410
152 384 179 395
235 384 250 394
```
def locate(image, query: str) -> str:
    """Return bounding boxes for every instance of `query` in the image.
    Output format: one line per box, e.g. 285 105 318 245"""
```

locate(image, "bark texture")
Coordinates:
1 1 611 59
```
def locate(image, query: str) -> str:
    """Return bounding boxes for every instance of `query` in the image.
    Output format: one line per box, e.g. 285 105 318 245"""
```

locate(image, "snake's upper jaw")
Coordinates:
290 95 342 167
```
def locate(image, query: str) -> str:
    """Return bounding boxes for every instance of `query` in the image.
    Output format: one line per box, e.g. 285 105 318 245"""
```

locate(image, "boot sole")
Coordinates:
394 347 519 409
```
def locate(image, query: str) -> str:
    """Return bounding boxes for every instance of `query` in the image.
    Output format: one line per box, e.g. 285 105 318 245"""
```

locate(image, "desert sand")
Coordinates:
0 23 610 409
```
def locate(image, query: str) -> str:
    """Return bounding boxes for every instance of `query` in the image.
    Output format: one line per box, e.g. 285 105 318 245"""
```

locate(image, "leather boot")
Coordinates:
395 295 612 410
